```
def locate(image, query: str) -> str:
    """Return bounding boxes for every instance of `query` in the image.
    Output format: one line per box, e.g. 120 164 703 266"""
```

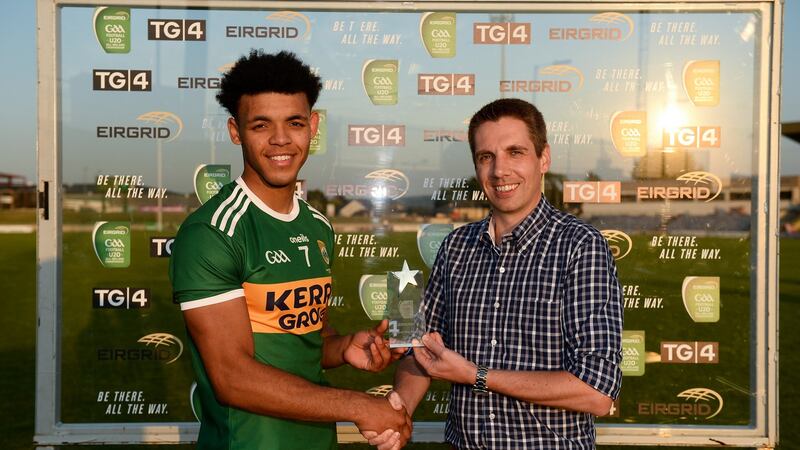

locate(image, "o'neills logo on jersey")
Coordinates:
601 229 632 260
244 277 331 334
97 111 183 142
418 74 475 95
636 172 722 202
549 12 634 41
289 234 309 244
225 11 311 39
326 169 410 200
638 388 724 419
473 22 531 44
500 65 584 94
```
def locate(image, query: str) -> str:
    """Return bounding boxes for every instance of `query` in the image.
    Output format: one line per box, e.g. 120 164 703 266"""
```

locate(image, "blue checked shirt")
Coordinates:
422 197 623 449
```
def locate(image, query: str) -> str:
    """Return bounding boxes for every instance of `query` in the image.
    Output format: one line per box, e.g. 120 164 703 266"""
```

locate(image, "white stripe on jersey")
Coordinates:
211 185 243 227
217 189 246 233
301 199 333 231
180 289 245 310
311 213 332 231
226 199 251 237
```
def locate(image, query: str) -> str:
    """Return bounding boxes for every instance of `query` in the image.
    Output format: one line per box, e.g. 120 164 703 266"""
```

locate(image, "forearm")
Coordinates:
393 355 433 414
486 369 611 416
185 302 370 423
321 332 352 369
213 354 371 422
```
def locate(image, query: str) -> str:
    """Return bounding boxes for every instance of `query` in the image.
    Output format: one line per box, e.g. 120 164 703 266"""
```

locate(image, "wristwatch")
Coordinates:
472 364 489 396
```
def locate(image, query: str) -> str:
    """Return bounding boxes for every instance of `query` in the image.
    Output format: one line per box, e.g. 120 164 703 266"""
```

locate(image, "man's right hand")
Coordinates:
356 394 411 449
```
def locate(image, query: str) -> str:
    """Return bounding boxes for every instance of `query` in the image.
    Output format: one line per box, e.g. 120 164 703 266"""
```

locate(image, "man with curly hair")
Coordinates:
170 50 410 450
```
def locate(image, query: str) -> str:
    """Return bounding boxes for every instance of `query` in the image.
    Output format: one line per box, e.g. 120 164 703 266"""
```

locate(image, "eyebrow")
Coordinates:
248 114 308 123
476 144 529 155
505 144 529 151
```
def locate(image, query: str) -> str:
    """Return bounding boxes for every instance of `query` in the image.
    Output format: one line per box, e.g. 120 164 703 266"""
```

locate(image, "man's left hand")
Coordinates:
344 319 407 372
413 332 476 385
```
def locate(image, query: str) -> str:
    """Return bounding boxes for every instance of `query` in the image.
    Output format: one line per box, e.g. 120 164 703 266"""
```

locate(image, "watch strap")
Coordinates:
472 364 489 395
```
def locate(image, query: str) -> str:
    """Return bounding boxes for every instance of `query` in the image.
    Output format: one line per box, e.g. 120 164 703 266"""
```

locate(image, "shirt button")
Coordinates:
489 413 496 420
499 267 506 273
494 302 500 309
490 339 497 346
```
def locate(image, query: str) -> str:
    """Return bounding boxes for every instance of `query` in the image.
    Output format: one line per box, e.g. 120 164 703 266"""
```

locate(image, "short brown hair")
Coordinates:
467 98 548 160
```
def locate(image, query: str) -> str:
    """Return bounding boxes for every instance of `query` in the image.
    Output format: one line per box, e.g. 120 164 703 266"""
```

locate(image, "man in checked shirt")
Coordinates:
382 98 623 449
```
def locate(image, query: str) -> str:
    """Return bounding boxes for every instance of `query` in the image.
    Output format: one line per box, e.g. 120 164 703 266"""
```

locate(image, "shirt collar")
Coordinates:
479 196 554 253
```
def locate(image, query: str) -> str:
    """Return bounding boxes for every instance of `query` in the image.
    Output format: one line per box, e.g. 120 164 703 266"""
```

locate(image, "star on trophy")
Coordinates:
386 260 426 348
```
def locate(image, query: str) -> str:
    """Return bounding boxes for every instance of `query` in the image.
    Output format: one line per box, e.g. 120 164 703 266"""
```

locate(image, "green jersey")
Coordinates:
170 177 336 450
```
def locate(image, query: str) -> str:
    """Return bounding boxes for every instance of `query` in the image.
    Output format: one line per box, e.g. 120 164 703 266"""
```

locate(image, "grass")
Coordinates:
0 233 35 450
1 231 796 449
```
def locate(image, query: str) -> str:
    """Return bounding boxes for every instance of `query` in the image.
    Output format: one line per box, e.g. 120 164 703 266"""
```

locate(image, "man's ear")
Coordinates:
540 144 552 174
227 117 241 145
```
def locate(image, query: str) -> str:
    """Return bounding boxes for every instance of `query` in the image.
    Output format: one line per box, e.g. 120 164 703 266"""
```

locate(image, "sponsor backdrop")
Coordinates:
59 3 762 433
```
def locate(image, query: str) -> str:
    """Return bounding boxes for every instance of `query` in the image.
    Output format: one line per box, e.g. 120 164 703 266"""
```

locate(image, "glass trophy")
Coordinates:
386 260 426 348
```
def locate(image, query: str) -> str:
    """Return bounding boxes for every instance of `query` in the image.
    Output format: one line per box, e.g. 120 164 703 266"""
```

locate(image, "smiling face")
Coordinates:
473 116 551 230
228 92 318 210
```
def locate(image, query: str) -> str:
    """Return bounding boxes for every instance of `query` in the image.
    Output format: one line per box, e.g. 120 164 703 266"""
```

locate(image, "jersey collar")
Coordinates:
235 177 299 222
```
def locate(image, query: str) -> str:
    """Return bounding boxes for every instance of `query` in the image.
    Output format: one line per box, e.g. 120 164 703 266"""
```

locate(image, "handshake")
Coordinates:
354 331 465 450
356 390 412 450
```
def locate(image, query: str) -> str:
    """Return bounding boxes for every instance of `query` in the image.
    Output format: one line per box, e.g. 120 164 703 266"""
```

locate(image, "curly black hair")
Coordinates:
216 49 322 120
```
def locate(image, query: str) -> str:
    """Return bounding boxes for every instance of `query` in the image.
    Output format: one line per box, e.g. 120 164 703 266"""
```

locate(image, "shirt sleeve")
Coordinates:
420 235 450 339
169 221 244 310
561 231 623 400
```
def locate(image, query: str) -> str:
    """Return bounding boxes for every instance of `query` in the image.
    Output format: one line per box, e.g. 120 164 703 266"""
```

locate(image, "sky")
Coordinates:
0 1 798 185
